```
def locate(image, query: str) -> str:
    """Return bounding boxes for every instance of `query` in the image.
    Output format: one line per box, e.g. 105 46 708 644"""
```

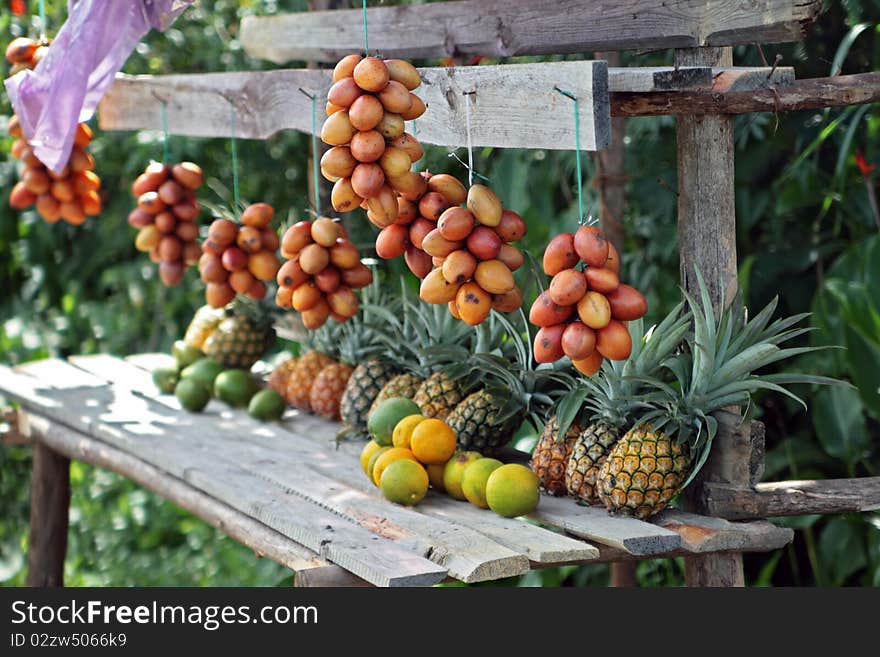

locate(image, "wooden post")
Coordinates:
594 50 636 589
675 46 745 587
27 442 70 587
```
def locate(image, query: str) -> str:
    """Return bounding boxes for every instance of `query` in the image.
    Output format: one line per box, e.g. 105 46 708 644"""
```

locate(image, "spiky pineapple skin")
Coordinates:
597 425 692 519
202 315 274 369
447 389 518 454
530 416 581 497
286 350 335 410
413 371 465 421
339 358 397 431
565 422 620 504
184 305 224 350
310 363 354 420
268 357 297 397
369 372 422 415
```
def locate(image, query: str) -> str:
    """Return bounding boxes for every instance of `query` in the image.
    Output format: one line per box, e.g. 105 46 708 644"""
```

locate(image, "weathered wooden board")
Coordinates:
100 60 610 151
240 0 823 64
653 510 792 553
704 479 880 520
528 495 681 556
2 364 447 587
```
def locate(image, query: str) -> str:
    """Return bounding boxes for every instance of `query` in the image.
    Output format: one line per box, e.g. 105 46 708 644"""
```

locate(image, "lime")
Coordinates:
380 459 429 506
461 458 504 509
172 340 204 370
441 451 482 501
485 464 541 518
366 447 391 483
214 369 260 407
368 397 421 446
152 367 179 394
175 379 211 412
247 389 286 421
180 358 223 390
371 447 418 487
360 440 384 475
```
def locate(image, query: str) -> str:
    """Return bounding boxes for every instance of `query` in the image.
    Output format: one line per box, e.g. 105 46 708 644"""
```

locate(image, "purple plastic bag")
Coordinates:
5 0 193 174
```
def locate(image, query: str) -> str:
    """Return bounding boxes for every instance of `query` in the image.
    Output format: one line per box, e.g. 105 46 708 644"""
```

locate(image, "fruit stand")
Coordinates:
6 0 880 588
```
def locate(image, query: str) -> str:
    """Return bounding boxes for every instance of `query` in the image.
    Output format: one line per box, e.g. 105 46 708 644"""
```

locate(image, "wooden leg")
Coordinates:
675 45 746 587
610 562 638 587
27 442 71 587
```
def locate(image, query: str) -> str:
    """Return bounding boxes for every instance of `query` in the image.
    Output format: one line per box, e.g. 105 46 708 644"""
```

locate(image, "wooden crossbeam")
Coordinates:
240 0 823 64
613 72 880 117
704 479 880 520
100 60 610 150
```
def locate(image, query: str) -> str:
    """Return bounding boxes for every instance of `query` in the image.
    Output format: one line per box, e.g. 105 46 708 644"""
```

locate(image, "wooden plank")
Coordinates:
99 60 610 151
15 358 106 389
704 478 880 520
654 510 792 553
712 66 795 92
2 367 447 587
19 411 334 576
26 441 69 587
608 66 712 92
528 495 681 556
239 0 823 64
124 352 176 372
612 72 880 117
676 46 744 588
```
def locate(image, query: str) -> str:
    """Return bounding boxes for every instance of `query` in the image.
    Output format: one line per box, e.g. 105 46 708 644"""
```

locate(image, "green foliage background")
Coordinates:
1 0 878 587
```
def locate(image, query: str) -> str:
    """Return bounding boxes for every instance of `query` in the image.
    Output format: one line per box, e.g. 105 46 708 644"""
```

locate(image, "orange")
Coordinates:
380 459 429 506
410 418 457 465
371 447 417 487
392 414 426 449
360 440 383 475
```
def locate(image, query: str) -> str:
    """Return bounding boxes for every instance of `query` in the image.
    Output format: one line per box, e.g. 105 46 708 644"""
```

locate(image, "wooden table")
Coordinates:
0 354 794 587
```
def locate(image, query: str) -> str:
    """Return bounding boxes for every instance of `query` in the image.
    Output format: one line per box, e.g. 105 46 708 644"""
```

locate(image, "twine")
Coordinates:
229 101 240 216
555 87 584 225
299 88 321 216
160 102 170 164
362 0 369 56
463 90 475 186
38 0 47 43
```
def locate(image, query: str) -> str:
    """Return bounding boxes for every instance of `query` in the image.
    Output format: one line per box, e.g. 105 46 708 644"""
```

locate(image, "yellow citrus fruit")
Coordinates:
360 440 383 475
371 447 418 487
366 446 391 483
380 459 429 506
461 458 503 509
392 414 426 449
442 451 482 500
410 418 457 464
485 464 541 518
426 463 446 491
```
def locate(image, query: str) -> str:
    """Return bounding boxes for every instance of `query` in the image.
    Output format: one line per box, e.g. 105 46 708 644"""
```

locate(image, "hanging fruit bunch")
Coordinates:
529 224 647 375
275 216 373 329
6 39 102 225
129 161 204 287
198 203 281 308
418 182 527 325
320 54 427 217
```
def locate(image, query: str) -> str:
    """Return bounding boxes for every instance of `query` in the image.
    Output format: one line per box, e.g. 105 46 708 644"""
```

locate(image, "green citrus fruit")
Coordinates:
247 389 286 421
380 459 429 506
366 447 391 483
442 451 482 501
172 340 204 370
485 464 540 518
180 358 223 390
214 369 260 407
175 378 211 412
368 397 421 446
152 367 179 394
461 458 504 509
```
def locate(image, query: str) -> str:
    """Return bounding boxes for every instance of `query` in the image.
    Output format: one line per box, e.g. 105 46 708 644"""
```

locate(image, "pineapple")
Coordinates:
200 299 275 369
370 372 422 410
413 371 466 420
268 357 298 395
340 358 398 432
530 417 583 496
285 322 340 411
564 305 691 504
598 271 837 519
184 305 225 349
446 314 574 454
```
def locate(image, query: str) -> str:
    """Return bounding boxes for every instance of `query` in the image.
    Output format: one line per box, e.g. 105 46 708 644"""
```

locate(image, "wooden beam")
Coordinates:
240 0 823 64
676 46 745 588
19 412 336 576
704 478 880 520
99 60 610 151
26 441 70 587
613 72 880 117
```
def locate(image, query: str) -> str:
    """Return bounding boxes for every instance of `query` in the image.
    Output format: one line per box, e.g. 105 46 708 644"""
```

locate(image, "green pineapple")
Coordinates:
598 271 838 519
446 314 574 454
201 298 275 369
563 305 691 504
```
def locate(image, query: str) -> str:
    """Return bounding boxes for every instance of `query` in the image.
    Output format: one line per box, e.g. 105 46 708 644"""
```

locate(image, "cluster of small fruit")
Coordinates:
152 342 285 422
275 217 373 329
530 225 647 375
128 161 204 287
6 38 102 225
373 172 465 278
361 397 540 516
198 204 282 308
418 183 527 324
321 54 427 214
